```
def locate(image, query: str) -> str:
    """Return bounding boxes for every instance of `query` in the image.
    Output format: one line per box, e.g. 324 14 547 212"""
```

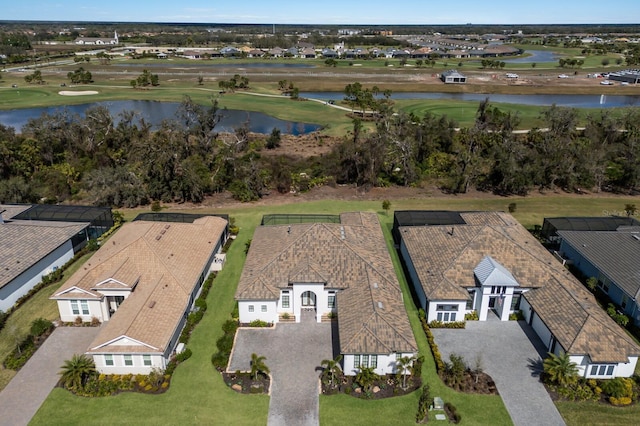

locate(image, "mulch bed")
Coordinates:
322 375 421 399
447 371 499 395
223 372 270 394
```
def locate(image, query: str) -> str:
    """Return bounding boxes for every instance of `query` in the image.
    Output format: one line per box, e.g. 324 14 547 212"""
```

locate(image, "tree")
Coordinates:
443 353 466 389
320 355 343 387
59 354 96 390
354 366 378 393
266 127 281 149
250 353 269 380
625 204 637 217
531 62 537 68
396 355 414 389
543 351 578 387
382 200 391 215
601 58 610 67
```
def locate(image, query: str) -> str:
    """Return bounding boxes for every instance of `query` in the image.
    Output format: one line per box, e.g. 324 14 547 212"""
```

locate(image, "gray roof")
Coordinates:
474 256 519 287
0 219 88 289
559 229 640 299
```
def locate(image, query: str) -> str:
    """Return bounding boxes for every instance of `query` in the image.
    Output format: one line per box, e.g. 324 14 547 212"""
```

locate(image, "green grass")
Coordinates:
15 194 640 425
555 400 640 426
0 251 96 391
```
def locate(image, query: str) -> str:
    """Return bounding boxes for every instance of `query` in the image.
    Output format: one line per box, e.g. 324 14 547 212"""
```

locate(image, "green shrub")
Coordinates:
248 319 270 327
222 319 239 334
416 384 431 422
428 320 465 329
601 377 634 399
610 396 632 406
175 348 192 363
30 317 53 336
445 402 461 424
464 310 479 321
195 298 207 312
3 336 36 370
216 334 235 354
211 352 229 369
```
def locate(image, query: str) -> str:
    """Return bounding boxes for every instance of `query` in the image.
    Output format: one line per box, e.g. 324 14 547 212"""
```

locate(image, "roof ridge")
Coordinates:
371 309 418 351
139 236 190 296
122 273 165 340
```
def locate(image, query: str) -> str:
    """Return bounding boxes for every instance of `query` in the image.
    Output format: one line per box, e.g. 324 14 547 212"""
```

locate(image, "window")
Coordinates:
261 305 267 312
104 354 113 366
466 291 474 310
589 364 614 377
353 354 360 368
361 355 369 368
143 355 152 366
598 276 610 293
621 295 629 310
370 355 378 368
80 300 89 315
124 355 133 366
328 295 335 308
248 305 254 312
436 304 457 322
282 295 290 308
396 353 402 361
71 300 80 315
511 293 522 311
491 286 506 294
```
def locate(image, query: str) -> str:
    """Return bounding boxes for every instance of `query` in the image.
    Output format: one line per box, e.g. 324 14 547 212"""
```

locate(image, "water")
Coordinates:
300 92 640 108
0 100 322 134
501 50 560 64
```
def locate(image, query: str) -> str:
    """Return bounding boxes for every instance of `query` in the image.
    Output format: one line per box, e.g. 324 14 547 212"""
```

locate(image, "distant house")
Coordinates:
220 46 241 57
395 211 639 379
0 204 113 312
321 48 339 59
75 31 119 45
440 70 466 83
299 47 316 58
52 214 228 374
235 213 417 376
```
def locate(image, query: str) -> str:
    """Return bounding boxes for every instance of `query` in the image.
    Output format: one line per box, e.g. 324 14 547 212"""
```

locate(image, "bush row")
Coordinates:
418 309 445 374
415 384 431 423
178 273 216 344
211 318 239 370
444 402 462 424
428 320 465 329
3 318 54 370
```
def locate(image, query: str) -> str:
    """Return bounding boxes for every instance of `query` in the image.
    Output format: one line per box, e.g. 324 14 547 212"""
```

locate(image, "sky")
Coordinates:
3 0 640 25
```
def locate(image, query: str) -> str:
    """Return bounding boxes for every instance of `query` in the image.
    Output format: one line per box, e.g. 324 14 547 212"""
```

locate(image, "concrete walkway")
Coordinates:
432 320 565 426
229 312 333 426
0 326 100 426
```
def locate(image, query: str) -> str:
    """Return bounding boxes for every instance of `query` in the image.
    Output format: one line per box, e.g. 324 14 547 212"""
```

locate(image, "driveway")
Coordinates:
0 326 100 426
431 320 565 426
229 312 334 426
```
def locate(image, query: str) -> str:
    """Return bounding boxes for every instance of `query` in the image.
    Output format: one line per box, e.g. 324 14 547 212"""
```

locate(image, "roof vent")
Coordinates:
377 301 384 309
148 300 156 308
373 282 378 289
340 226 346 239
156 235 162 241
288 225 291 234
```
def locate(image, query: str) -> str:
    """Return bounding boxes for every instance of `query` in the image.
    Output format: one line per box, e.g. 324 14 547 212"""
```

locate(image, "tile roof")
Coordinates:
558 230 640 299
236 212 417 354
0 217 88 289
399 211 640 363
53 216 227 355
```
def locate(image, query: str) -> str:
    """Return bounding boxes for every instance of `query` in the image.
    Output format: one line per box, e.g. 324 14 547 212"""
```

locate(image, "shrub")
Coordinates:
428 320 465 329
211 352 229 369
176 348 192 363
509 311 524 321
222 319 239 334
216 333 235 354
416 384 431 423
610 396 632 406
74 316 83 326
30 318 53 336
248 319 270 327
281 312 291 320
0 310 7 332
91 316 101 326
464 310 479 321
508 202 517 213
445 402 462 424
601 377 634 399
195 298 207 312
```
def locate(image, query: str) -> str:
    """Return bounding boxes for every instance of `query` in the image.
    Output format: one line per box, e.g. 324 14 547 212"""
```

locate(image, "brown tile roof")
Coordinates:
53 216 227 355
0 218 88 289
236 212 417 354
399 211 640 363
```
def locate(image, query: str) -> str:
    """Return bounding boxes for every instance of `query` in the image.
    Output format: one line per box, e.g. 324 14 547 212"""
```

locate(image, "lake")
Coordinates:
0 100 322 134
301 92 640 108
501 50 560 64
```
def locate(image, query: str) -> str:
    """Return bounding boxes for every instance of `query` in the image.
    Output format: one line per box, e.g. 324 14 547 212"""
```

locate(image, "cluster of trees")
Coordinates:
558 58 584 68
67 67 93 84
130 69 159 88
480 59 506 69
24 70 44 84
217 74 249 91
343 82 392 116
1 95 640 208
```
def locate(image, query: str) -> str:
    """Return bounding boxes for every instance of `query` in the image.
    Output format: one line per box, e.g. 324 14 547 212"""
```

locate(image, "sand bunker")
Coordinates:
58 90 99 96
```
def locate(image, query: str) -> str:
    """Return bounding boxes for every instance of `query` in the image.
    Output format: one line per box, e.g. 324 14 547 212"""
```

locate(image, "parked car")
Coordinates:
600 80 614 85
558 74 569 79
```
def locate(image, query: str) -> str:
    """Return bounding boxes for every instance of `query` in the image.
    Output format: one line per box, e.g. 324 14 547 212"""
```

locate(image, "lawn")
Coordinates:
17 194 640 425
0 251 96 391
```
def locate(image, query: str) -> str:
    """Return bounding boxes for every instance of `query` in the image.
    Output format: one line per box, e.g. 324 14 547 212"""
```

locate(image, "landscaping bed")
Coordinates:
223 371 270 394
322 374 421 399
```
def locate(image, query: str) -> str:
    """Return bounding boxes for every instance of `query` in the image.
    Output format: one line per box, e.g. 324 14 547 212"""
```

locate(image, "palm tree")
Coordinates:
355 366 379 393
543 351 578 387
320 355 343 387
250 353 269 381
59 354 96 390
396 356 415 389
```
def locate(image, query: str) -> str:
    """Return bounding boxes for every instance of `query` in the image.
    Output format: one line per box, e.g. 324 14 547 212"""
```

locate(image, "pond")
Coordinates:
501 50 560 64
301 92 640 108
0 100 322 135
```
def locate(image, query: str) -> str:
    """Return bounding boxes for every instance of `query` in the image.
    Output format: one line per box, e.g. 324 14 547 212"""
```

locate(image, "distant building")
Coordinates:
75 31 119 45
440 70 467 84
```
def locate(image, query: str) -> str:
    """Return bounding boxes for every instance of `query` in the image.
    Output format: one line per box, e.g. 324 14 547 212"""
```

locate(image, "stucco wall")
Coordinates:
92 353 166 375
238 300 278 324
400 241 427 310
343 352 416 376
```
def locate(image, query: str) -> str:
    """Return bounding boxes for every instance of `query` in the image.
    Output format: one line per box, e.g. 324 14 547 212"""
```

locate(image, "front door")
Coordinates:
301 291 316 309
488 297 496 309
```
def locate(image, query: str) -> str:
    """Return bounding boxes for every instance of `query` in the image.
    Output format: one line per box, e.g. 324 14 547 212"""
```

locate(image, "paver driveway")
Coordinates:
229 312 334 426
0 326 100 426
432 320 565 426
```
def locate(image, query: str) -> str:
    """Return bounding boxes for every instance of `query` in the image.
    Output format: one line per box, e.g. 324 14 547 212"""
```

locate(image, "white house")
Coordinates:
52 215 228 374
75 31 119 45
0 204 112 312
396 210 640 378
235 212 417 376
